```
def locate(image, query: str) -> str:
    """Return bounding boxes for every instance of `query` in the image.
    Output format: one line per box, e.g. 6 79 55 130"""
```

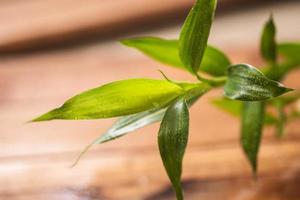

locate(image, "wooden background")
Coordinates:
0 0 299 199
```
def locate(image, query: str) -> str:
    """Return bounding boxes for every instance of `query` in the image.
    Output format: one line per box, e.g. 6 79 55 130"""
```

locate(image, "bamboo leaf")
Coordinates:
179 0 217 74
121 37 183 70
32 79 185 121
121 37 230 76
97 83 209 144
241 101 265 174
260 15 277 63
158 97 189 200
72 83 211 166
224 64 293 101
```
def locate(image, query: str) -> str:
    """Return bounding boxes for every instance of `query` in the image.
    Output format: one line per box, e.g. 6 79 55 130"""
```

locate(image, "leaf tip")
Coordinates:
119 39 132 47
30 108 61 122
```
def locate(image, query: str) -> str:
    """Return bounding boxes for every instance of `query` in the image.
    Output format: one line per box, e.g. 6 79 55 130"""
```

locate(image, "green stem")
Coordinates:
196 74 227 87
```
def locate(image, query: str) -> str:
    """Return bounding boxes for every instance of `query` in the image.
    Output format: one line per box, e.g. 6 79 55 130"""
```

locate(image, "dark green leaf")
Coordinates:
94 83 209 144
224 64 293 101
274 101 286 138
211 98 277 124
72 83 211 166
121 37 230 76
32 79 185 121
179 0 217 74
260 15 277 63
241 101 265 174
158 98 189 200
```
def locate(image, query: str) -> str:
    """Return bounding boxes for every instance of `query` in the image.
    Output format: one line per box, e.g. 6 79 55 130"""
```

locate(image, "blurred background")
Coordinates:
0 0 300 199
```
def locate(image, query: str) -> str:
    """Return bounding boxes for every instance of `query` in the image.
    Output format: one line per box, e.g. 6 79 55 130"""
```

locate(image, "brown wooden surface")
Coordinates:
0 0 280 53
0 1 300 200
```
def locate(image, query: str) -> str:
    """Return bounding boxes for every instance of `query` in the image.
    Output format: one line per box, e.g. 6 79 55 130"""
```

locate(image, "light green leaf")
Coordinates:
260 15 277 63
241 101 265 174
211 98 242 116
32 79 185 121
97 82 209 144
211 98 277 124
179 0 217 74
158 97 189 200
121 37 230 76
121 37 183 70
72 82 211 166
224 64 293 101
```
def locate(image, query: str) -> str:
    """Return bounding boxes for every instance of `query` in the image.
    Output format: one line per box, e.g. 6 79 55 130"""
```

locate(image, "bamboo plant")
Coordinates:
32 0 300 199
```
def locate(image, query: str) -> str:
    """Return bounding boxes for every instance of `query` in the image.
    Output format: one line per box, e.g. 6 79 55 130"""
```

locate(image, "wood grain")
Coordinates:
0 0 278 53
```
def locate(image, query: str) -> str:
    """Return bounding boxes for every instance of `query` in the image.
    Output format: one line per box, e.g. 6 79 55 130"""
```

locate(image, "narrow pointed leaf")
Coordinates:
260 15 277 63
121 37 183 69
158 98 189 200
224 64 293 101
96 83 209 144
122 37 230 76
179 0 217 73
73 83 211 166
32 79 185 121
241 101 265 174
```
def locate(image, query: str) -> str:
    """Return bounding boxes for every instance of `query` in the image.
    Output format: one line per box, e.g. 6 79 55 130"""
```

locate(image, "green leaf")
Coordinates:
263 43 300 81
200 45 230 76
32 79 185 121
158 97 189 200
278 43 300 65
94 83 208 144
179 0 217 74
211 98 277 124
121 37 183 70
260 15 277 63
274 101 286 138
121 37 230 76
72 82 211 166
211 98 242 116
224 64 293 101
241 101 265 174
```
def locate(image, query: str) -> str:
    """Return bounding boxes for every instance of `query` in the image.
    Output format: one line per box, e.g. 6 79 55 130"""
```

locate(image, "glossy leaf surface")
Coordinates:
241 101 265 174
224 64 292 101
33 79 184 121
158 98 189 200
72 83 211 166
179 0 217 73
260 16 277 63
122 37 230 76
